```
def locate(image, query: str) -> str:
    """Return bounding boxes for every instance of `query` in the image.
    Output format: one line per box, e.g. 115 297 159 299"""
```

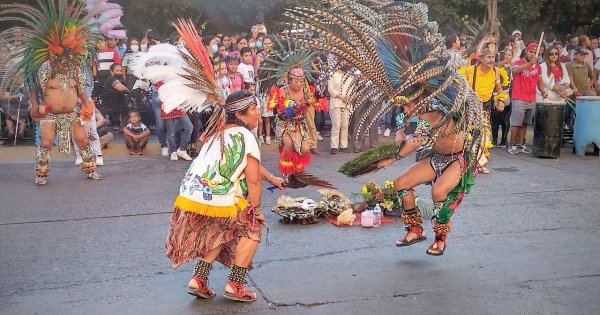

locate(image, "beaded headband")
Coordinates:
225 95 257 113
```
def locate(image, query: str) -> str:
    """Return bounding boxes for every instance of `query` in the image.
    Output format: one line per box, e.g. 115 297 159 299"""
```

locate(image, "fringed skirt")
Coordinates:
165 207 262 268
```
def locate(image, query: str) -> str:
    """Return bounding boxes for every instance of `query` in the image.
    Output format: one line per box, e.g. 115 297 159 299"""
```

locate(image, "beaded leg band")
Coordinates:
80 146 102 180
228 265 249 285
193 260 213 279
432 217 452 237
34 148 51 185
401 207 423 227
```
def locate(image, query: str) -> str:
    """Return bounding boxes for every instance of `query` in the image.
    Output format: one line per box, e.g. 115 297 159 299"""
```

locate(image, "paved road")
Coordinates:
1 142 599 315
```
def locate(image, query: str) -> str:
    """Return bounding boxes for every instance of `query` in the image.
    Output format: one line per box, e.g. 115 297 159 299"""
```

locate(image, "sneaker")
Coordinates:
259 137 265 144
161 147 169 157
317 132 324 141
330 148 338 155
508 145 519 155
497 141 507 148
176 148 193 161
265 137 271 145
377 127 382 135
383 128 391 137
340 148 348 153
96 156 104 166
75 156 83 165
518 144 531 154
170 152 179 161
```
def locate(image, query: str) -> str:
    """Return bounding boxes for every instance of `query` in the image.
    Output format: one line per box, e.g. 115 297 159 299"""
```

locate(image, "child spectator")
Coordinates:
224 57 244 93
244 82 263 139
123 110 151 155
238 47 255 83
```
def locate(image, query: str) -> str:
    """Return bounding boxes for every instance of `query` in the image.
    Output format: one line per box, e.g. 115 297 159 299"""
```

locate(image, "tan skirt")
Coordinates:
165 207 262 268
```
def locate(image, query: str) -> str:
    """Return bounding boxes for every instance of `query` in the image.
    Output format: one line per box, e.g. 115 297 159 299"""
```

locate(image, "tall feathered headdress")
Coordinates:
132 19 253 143
283 0 484 149
0 0 101 92
257 36 320 95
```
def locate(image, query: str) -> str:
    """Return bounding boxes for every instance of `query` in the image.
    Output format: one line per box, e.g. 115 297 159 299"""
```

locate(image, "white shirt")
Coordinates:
237 63 255 83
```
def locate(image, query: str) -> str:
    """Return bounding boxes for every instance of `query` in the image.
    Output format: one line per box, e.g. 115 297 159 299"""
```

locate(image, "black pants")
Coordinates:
491 104 511 143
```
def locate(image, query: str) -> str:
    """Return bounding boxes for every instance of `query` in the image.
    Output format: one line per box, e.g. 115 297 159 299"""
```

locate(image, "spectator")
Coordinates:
328 61 354 154
561 44 576 63
594 57 600 95
244 81 262 138
202 35 217 60
121 37 140 90
254 35 275 145
509 42 544 155
141 30 161 52
106 34 121 54
92 36 121 103
567 47 595 96
578 35 594 68
234 37 248 56
222 35 233 52
159 80 193 161
237 47 255 83
149 81 169 157
493 48 513 148
223 56 244 93
102 63 130 131
1 74 29 140
217 61 231 96
511 31 524 62
538 46 571 101
251 16 268 38
123 110 151 155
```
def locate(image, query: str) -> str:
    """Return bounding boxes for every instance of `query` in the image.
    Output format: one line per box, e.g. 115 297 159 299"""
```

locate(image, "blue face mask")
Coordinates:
211 44 218 53
255 41 263 49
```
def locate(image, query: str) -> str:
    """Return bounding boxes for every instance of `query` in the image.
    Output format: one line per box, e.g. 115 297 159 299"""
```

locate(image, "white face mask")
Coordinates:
130 45 139 52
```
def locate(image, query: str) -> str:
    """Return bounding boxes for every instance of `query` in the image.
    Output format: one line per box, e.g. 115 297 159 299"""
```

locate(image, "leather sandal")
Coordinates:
396 225 427 246
87 172 103 180
223 281 257 302
35 176 47 186
187 275 216 299
426 234 447 256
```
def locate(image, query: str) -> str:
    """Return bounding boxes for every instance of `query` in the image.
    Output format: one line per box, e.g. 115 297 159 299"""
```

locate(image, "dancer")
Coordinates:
137 20 283 302
258 38 319 176
0 0 103 185
287 1 484 255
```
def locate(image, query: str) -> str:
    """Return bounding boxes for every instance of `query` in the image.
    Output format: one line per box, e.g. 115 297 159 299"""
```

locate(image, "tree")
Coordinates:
115 0 202 38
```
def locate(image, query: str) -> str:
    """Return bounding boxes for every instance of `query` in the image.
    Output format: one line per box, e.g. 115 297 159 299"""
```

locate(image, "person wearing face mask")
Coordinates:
102 63 130 132
122 37 141 90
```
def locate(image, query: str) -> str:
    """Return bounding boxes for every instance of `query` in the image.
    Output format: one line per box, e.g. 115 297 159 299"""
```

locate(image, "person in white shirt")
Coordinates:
327 61 355 154
237 47 255 83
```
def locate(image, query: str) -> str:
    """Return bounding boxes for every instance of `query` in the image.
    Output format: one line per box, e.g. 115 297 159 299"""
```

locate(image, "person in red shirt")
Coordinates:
155 81 194 161
509 42 547 155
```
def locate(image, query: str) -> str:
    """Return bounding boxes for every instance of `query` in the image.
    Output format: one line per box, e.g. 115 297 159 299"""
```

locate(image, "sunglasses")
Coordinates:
549 52 559 56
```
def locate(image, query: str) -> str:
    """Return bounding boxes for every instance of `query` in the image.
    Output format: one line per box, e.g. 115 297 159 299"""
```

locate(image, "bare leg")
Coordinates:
518 125 527 144
510 126 520 144
35 122 57 185
427 161 462 255
394 159 436 243
224 237 259 299
5 120 15 137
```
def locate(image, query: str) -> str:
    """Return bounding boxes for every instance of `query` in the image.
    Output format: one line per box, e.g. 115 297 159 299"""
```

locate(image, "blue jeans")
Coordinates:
151 91 167 148
165 116 192 152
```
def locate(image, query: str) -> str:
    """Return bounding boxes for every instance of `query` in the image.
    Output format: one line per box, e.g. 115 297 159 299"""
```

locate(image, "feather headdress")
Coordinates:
283 0 484 148
257 36 320 95
133 19 257 144
0 0 101 92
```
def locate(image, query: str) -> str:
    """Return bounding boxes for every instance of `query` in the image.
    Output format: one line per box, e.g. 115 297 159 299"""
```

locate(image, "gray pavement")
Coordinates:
1 140 599 315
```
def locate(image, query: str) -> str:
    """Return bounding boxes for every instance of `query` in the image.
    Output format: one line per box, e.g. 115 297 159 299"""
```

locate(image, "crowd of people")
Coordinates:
0 0 599 304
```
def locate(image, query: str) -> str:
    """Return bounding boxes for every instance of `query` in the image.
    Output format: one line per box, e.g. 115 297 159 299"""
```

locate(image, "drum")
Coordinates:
574 96 600 156
533 101 565 158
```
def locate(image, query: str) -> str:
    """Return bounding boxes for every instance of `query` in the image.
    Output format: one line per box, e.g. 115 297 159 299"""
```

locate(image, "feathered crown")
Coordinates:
257 36 319 95
283 0 484 146
0 0 100 91
133 19 257 143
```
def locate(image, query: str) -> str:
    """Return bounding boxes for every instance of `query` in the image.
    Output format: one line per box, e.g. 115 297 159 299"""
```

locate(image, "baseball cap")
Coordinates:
574 46 590 55
512 30 522 36
526 43 538 51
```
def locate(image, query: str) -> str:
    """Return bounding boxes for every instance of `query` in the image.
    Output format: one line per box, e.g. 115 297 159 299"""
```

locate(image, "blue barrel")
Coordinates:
574 96 600 156
533 101 565 158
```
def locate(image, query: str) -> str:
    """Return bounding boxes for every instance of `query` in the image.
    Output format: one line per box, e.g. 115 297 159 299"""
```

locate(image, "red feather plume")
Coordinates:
172 19 215 84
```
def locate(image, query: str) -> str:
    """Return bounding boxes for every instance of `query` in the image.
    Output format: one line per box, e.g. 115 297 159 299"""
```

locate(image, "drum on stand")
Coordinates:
533 101 565 158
